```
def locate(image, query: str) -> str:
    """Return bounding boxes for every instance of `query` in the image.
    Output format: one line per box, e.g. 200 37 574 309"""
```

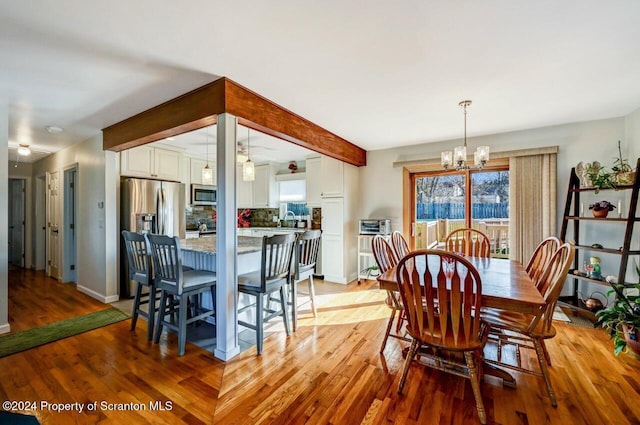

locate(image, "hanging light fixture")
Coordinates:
441 100 490 171
17 144 31 156
242 128 255 181
202 126 214 185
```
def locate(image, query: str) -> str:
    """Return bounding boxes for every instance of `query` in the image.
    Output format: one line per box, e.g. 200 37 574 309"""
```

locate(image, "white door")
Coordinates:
321 197 345 283
8 179 25 267
47 171 61 279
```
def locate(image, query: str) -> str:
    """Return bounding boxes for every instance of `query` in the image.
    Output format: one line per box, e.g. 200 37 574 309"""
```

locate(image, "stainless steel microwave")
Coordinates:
359 219 391 235
191 184 217 206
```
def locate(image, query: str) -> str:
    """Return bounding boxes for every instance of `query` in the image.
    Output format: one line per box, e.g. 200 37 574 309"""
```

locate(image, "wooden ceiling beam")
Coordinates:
102 77 366 166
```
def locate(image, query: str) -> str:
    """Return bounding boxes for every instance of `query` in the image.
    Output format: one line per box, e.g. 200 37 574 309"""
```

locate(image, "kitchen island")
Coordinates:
180 235 263 273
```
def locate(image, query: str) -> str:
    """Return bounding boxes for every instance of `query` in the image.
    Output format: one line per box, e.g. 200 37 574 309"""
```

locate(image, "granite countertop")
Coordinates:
180 236 263 255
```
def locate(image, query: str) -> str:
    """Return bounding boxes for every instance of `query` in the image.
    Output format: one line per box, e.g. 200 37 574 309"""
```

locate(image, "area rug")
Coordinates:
0 308 130 358
552 307 571 322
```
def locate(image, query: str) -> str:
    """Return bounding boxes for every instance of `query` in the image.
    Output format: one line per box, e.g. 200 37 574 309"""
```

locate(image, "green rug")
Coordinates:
0 308 130 358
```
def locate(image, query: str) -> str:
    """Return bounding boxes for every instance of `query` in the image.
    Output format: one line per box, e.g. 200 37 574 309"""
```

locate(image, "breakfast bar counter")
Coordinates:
180 236 263 273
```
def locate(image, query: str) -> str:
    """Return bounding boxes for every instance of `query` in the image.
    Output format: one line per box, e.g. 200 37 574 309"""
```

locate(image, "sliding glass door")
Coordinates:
411 168 509 257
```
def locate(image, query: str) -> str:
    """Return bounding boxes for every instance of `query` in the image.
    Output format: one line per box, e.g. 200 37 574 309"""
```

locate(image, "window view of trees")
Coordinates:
415 171 509 221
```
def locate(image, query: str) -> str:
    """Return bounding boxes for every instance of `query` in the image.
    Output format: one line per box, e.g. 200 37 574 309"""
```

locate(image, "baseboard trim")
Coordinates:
77 285 119 304
0 323 11 335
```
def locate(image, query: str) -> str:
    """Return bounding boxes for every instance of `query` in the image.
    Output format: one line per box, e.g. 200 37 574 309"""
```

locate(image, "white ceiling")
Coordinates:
2 1 640 163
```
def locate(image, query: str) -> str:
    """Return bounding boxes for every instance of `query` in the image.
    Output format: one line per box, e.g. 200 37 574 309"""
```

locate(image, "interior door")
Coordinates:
47 171 61 279
8 179 25 267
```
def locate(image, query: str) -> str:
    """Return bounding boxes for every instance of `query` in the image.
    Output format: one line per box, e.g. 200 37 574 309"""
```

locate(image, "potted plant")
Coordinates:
611 140 636 185
585 163 615 193
595 265 640 356
589 200 616 218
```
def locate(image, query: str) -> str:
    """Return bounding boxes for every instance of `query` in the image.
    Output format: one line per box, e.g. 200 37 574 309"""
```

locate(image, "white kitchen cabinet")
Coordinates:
236 165 254 208
320 155 344 198
320 162 359 284
306 156 322 207
190 157 215 186
121 145 182 182
253 163 280 208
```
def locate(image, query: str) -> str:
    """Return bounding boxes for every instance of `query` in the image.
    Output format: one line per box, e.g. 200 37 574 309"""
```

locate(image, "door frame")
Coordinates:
402 160 509 250
62 164 78 283
8 178 26 268
35 174 47 270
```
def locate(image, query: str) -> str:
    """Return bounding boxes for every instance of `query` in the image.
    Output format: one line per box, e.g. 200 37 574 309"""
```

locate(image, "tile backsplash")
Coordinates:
186 206 287 229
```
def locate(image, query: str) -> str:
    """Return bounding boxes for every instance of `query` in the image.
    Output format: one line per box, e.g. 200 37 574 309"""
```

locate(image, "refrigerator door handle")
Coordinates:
157 188 165 234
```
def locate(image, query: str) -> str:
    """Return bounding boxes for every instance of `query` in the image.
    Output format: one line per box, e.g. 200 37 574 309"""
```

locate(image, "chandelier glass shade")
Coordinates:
441 100 489 171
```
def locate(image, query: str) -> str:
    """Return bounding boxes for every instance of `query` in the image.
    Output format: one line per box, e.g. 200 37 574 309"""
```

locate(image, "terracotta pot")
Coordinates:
623 324 640 357
592 209 609 218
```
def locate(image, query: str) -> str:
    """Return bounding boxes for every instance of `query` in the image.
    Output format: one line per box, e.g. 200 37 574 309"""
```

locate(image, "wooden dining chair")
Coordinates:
290 229 322 331
372 235 408 353
396 250 488 424
145 234 217 356
390 230 409 261
526 236 561 289
482 242 575 407
238 233 297 355
445 228 491 258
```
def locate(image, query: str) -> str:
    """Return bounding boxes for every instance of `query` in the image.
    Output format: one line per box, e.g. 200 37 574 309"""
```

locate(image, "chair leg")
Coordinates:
534 338 557 407
308 275 317 318
256 293 264 355
131 282 143 331
291 280 298 332
380 308 397 353
177 294 188 356
464 351 488 425
154 290 167 344
280 286 291 336
541 339 552 366
397 338 419 394
146 284 156 341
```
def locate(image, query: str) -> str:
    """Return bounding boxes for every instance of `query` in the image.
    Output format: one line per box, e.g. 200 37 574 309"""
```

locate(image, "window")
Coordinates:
412 168 509 256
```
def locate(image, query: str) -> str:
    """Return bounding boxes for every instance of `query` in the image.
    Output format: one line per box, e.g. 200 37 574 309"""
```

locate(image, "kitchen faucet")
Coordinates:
284 210 296 223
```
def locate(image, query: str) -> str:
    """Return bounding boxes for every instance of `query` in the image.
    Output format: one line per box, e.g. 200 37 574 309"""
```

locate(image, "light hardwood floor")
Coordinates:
1 269 639 424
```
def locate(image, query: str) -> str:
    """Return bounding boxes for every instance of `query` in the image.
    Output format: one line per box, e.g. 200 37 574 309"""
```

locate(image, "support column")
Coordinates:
0 103 9 334
214 113 240 360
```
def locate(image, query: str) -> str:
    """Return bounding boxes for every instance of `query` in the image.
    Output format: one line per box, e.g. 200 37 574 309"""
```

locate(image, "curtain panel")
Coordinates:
509 152 557 264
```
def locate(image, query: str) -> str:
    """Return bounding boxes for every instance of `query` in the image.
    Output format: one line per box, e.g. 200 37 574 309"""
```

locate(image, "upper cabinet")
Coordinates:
253 163 280 208
321 156 344 198
306 157 322 207
121 145 183 182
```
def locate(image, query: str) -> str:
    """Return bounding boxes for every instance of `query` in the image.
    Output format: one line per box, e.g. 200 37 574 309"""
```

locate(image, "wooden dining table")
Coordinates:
377 256 545 388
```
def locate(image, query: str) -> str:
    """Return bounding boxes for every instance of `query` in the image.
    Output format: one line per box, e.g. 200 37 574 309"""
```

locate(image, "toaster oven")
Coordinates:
359 219 391 235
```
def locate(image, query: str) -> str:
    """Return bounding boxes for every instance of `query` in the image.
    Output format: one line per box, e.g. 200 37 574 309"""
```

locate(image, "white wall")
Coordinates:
32 134 111 302
359 115 635 298
0 103 9 334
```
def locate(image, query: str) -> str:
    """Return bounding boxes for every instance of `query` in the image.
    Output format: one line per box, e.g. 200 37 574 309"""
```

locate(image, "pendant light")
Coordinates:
242 128 255 181
441 100 490 171
202 126 214 185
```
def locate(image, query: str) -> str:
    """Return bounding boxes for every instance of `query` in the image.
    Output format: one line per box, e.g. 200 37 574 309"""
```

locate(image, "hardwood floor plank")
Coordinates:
2 269 640 424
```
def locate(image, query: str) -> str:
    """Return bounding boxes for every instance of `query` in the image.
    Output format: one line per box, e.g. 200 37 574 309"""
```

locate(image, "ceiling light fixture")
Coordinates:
236 147 248 163
46 126 63 134
441 100 489 171
242 128 255 181
202 126 214 185
17 144 31 156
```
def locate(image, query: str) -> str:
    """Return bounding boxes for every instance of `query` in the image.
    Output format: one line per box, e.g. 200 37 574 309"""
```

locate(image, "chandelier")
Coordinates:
441 100 489 171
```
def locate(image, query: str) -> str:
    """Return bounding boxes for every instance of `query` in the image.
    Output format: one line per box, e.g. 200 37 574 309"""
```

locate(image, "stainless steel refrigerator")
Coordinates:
120 177 185 297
